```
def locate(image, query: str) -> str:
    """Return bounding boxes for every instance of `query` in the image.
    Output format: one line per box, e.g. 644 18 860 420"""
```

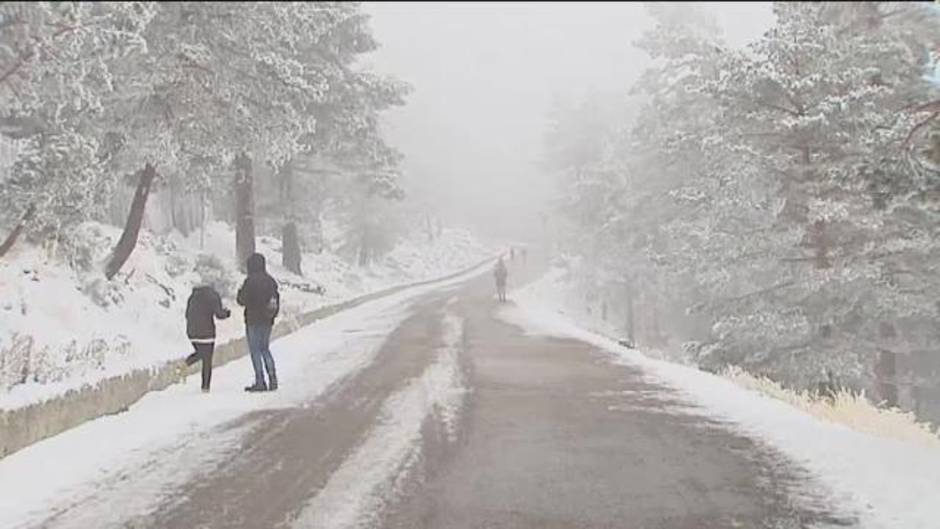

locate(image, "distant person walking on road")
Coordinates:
182 284 231 392
237 253 280 392
494 257 508 302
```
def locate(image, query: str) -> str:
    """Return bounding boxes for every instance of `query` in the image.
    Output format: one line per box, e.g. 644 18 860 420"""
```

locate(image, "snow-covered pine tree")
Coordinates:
0 2 154 257
549 1 940 391
98 2 340 277
268 4 409 275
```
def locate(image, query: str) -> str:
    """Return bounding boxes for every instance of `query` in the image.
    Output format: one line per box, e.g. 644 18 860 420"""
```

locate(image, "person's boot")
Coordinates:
245 382 267 392
268 374 278 392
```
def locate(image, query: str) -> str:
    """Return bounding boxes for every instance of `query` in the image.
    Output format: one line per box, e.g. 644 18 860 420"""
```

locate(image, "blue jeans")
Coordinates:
247 324 276 386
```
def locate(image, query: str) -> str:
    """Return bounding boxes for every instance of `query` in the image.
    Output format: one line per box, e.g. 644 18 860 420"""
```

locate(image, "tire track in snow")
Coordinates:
290 310 468 529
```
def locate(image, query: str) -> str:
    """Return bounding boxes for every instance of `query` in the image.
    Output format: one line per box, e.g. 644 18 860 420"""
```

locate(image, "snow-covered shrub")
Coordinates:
63 241 97 273
59 224 111 272
151 236 178 258
25 343 66 386
723 365 940 448
63 337 127 378
81 277 125 308
0 333 126 392
681 340 719 361
0 335 64 389
0 334 34 391
164 254 190 278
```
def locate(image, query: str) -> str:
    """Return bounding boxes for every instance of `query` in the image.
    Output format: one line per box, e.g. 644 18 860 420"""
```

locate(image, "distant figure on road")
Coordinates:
494 257 508 302
521 246 528 265
509 247 515 261
237 253 280 392
182 284 231 392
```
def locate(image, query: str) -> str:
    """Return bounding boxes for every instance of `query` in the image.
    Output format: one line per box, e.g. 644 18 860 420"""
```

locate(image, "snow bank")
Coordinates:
0 221 491 410
291 309 467 529
500 271 940 529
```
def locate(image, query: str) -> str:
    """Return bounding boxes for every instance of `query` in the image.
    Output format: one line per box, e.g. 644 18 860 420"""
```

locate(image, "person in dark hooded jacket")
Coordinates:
182 285 231 392
237 252 280 392
494 257 508 302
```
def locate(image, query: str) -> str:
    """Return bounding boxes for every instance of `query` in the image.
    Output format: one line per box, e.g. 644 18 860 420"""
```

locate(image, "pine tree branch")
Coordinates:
0 23 80 86
903 112 939 147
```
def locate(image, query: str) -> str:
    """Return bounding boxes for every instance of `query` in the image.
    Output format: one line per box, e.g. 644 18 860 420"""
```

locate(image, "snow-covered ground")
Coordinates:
500 269 940 529
0 221 492 410
0 267 482 529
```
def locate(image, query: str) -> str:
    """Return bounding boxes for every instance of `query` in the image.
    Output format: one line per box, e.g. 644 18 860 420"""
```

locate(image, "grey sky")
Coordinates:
362 2 775 241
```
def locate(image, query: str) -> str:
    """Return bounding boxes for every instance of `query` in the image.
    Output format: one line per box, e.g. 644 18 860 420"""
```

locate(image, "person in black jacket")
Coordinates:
237 252 280 392
182 285 231 392
494 257 508 302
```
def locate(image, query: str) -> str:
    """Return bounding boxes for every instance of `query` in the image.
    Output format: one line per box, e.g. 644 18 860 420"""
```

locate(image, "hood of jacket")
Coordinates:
192 285 213 296
246 253 266 275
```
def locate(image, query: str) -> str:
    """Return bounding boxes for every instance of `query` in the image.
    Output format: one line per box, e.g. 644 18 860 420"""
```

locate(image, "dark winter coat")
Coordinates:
237 253 280 326
186 286 231 341
494 261 508 283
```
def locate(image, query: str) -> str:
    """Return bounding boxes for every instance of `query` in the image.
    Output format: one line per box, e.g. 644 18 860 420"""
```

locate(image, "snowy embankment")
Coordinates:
500 269 940 529
0 272 476 529
0 221 491 411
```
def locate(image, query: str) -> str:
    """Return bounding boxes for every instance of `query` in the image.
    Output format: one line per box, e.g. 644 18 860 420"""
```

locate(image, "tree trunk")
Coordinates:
425 212 434 242
282 222 302 275
234 152 255 271
174 180 197 237
651 302 663 346
876 324 901 408
168 180 180 236
358 239 368 266
199 189 207 250
311 214 323 254
358 227 371 267
624 282 635 344
105 164 157 279
875 349 899 407
313 169 326 254
810 219 831 269
0 204 35 259
277 159 302 275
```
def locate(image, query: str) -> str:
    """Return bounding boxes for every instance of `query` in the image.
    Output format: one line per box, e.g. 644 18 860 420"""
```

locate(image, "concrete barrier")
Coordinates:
0 257 494 459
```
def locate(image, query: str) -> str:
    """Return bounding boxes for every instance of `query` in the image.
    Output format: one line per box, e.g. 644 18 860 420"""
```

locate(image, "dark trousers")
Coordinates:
496 280 507 302
185 342 215 390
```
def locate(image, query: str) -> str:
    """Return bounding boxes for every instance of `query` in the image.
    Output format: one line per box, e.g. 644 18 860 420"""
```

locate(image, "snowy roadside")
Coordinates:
498 270 940 529
0 266 483 529
0 221 492 410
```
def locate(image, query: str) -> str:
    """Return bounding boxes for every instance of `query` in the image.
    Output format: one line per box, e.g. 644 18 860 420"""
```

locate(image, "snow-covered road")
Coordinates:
4 256 929 529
